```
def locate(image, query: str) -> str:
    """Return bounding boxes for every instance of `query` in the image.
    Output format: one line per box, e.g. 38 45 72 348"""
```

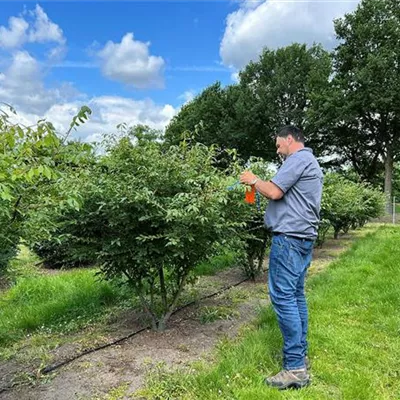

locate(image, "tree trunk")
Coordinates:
247 254 255 281
156 270 190 332
334 228 339 239
122 270 159 330
157 318 166 332
158 265 168 312
384 145 393 215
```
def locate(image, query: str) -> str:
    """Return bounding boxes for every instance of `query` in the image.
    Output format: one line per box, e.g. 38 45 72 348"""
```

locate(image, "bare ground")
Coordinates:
0 224 381 400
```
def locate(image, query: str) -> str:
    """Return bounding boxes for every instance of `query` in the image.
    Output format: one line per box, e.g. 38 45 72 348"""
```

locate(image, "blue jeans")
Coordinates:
268 234 314 370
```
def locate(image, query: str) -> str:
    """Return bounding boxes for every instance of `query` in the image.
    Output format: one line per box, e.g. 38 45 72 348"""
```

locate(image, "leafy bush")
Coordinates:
320 173 385 239
0 105 92 275
61 130 246 331
31 193 105 269
315 218 331 247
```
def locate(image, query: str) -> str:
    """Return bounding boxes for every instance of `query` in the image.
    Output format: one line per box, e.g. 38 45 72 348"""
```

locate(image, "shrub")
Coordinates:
69 130 246 331
320 173 385 239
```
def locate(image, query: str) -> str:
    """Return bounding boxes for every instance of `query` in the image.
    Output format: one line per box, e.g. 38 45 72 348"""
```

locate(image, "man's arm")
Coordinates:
239 171 284 200
254 179 284 200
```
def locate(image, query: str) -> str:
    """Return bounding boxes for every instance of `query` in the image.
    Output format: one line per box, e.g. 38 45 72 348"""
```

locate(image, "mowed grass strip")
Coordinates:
138 225 400 400
0 268 134 346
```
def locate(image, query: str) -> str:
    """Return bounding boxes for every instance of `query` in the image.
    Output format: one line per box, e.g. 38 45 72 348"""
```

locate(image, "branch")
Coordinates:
158 265 168 312
10 195 22 224
121 269 158 329
163 270 190 325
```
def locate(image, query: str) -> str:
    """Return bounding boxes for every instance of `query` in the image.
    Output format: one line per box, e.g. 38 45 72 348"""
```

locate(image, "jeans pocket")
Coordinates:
288 239 313 273
269 236 286 282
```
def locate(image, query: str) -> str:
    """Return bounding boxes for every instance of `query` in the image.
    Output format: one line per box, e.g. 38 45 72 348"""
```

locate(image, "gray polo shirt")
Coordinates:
264 148 323 239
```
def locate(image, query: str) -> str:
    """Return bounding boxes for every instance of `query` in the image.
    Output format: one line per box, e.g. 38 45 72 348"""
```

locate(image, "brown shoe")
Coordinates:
265 368 310 390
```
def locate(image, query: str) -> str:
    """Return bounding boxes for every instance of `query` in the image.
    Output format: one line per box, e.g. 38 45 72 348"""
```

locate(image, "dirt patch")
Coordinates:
0 225 377 400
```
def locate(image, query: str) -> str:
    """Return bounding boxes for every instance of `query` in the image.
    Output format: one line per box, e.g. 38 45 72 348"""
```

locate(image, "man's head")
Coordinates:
275 125 305 159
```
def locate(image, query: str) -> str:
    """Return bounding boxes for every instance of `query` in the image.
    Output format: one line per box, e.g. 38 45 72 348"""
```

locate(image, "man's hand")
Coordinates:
240 170 284 200
240 170 258 185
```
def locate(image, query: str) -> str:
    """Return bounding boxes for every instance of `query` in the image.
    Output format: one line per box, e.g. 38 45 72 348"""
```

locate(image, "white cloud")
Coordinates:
46 45 68 63
84 96 176 135
7 97 177 143
1 52 176 139
0 5 66 50
97 33 165 89
237 0 264 9
0 16 29 48
220 0 360 69
230 72 239 83
28 5 65 45
0 51 78 114
0 30 174 142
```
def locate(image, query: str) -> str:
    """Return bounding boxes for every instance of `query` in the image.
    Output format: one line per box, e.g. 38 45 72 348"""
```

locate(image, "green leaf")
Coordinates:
43 166 52 180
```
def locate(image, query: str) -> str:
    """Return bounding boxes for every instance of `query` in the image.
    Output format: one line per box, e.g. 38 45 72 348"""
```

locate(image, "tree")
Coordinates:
236 43 332 161
318 0 400 212
321 173 385 239
164 82 227 147
165 44 331 164
30 125 163 270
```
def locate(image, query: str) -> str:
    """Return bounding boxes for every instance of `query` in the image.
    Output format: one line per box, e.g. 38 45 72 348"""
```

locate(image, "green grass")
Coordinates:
2 244 43 285
138 225 400 399
0 266 137 347
194 250 239 276
199 305 240 324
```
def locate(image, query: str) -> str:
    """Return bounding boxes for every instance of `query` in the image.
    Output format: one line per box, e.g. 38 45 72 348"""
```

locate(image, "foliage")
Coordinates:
29 191 105 269
227 157 274 279
70 130 246 331
29 125 161 270
164 82 227 148
238 43 331 161
0 104 92 275
320 173 385 239
315 219 331 247
392 162 400 200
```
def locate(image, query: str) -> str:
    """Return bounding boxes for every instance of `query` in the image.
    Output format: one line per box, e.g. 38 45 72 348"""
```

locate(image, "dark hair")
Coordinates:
276 125 304 144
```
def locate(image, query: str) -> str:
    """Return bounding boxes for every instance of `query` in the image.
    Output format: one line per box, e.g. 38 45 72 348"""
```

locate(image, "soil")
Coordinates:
0 226 377 400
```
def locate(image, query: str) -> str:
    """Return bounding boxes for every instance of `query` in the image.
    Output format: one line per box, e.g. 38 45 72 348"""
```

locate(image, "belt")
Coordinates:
273 232 314 242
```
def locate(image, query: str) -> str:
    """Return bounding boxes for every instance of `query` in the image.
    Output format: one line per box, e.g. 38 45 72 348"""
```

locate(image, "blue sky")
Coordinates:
0 1 360 142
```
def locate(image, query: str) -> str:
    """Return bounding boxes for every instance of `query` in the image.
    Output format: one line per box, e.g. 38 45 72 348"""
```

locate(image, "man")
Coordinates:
240 125 323 390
